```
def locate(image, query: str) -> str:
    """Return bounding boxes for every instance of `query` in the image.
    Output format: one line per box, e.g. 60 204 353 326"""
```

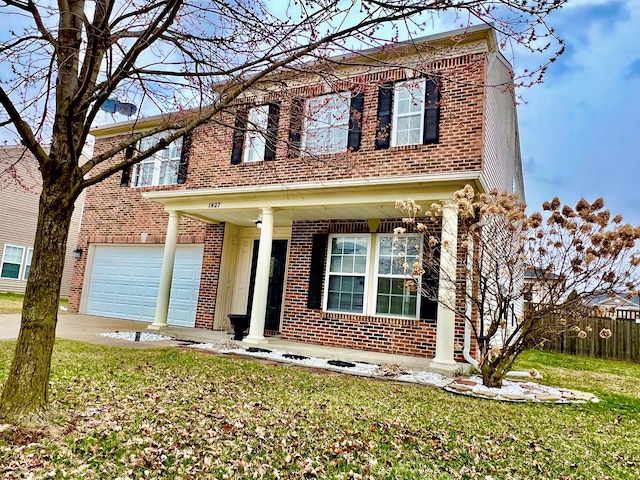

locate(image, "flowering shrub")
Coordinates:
397 186 640 387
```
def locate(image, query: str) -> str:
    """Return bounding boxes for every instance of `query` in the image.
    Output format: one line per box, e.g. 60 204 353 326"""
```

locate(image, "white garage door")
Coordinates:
86 245 203 327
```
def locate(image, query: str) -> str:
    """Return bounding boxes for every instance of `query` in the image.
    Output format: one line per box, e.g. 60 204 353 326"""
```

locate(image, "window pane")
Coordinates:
378 256 391 275
391 257 407 275
378 277 390 294
355 237 369 254
332 237 344 254
342 255 354 273
379 236 393 255
330 255 342 272
376 295 389 314
327 292 340 310
1 263 20 279
354 255 367 272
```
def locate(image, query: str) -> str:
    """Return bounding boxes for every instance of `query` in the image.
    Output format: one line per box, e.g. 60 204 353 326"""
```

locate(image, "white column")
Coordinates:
432 202 458 372
245 207 274 343
149 211 180 330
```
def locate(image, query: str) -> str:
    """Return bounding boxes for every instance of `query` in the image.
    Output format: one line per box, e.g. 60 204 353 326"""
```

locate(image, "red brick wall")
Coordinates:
280 220 469 361
194 223 226 329
185 54 486 189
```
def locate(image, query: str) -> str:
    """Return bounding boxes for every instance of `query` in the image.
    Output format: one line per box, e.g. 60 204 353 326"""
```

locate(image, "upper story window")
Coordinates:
244 105 270 162
231 103 280 165
1 244 26 280
375 77 440 150
392 80 426 147
131 134 183 187
323 233 422 318
303 93 352 155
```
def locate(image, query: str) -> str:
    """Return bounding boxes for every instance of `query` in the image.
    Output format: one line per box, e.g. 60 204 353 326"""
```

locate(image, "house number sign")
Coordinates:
208 202 221 208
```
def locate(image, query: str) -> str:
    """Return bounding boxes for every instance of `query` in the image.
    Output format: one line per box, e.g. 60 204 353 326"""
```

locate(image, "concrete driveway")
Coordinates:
0 313 192 349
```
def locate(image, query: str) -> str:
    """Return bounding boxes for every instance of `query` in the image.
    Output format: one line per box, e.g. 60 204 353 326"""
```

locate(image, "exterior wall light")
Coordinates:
73 247 83 260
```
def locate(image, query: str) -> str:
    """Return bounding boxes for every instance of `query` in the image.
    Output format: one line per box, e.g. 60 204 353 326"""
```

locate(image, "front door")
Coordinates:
247 240 288 332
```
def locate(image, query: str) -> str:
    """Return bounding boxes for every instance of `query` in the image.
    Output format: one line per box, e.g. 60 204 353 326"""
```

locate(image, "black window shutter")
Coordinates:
288 98 304 157
423 77 441 144
347 92 365 152
307 234 328 309
231 108 248 165
177 133 190 184
264 102 280 161
375 82 393 150
120 144 134 186
419 241 440 319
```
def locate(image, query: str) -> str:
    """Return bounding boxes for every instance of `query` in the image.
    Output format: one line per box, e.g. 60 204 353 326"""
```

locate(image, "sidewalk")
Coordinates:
0 313 435 370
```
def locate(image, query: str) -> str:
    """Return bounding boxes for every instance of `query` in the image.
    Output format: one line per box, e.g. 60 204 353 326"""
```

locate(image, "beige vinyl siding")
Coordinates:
0 146 83 296
482 52 524 200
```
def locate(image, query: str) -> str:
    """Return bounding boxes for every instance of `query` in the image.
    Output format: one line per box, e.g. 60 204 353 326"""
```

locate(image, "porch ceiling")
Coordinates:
142 172 484 227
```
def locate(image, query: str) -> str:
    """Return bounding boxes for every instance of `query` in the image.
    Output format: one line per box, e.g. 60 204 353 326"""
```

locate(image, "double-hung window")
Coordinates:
326 235 369 313
304 92 351 155
375 235 421 317
1 245 26 279
324 233 422 318
22 248 33 280
244 105 270 162
392 79 426 147
131 134 183 187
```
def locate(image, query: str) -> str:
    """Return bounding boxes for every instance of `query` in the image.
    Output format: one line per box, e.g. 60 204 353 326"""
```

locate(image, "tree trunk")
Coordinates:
0 183 75 425
479 350 519 389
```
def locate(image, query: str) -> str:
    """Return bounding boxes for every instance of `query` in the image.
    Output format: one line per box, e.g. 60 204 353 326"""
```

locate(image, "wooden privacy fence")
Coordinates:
540 316 640 362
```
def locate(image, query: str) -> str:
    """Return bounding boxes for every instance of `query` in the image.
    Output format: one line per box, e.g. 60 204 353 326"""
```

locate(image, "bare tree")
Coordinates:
0 0 566 424
397 186 640 388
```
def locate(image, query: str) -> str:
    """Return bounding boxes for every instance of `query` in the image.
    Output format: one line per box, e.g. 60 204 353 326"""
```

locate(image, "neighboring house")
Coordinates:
523 267 563 306
589 294 640 321
0 145 84 297
69 25 524 371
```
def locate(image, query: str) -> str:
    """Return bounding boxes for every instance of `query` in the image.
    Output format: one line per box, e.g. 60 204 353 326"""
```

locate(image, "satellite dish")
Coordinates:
99 98 137 116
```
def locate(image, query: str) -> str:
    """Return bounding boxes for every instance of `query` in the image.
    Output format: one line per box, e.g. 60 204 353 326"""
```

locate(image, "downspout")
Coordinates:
463 235 479 369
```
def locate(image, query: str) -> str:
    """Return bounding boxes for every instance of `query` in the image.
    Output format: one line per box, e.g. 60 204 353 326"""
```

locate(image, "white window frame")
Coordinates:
322 233 422 319
131 133 183 187
1 244 26 280
244 105 270 162
391 79 426 148
303 92 351 155
22 248 33 281
373 234 422 319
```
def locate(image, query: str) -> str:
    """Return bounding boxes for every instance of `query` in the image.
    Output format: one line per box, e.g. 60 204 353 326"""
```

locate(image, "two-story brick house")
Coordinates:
69 24 523 372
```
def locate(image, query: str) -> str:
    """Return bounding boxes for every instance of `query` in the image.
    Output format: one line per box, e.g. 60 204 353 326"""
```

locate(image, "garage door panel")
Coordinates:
86 245 203 327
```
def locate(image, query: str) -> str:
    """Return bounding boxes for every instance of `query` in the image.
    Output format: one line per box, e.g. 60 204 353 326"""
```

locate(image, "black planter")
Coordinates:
228 314 249 341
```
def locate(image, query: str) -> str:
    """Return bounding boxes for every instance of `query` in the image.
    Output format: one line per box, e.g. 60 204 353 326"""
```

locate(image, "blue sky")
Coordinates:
516 0 640 224
1 1 638 226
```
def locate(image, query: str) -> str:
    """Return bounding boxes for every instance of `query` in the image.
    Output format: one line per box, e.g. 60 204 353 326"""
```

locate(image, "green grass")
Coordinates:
0 292 68 314
1 341 639 479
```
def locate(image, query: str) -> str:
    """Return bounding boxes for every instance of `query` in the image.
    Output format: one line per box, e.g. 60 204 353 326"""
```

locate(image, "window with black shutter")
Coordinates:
375 78 441 149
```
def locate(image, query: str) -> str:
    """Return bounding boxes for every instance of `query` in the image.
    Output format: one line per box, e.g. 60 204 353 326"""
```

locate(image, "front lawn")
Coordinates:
0 341 638 479
0 292 68 314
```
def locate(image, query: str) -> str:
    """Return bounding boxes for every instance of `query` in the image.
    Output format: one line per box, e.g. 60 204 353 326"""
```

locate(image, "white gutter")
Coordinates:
463 235 479 369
